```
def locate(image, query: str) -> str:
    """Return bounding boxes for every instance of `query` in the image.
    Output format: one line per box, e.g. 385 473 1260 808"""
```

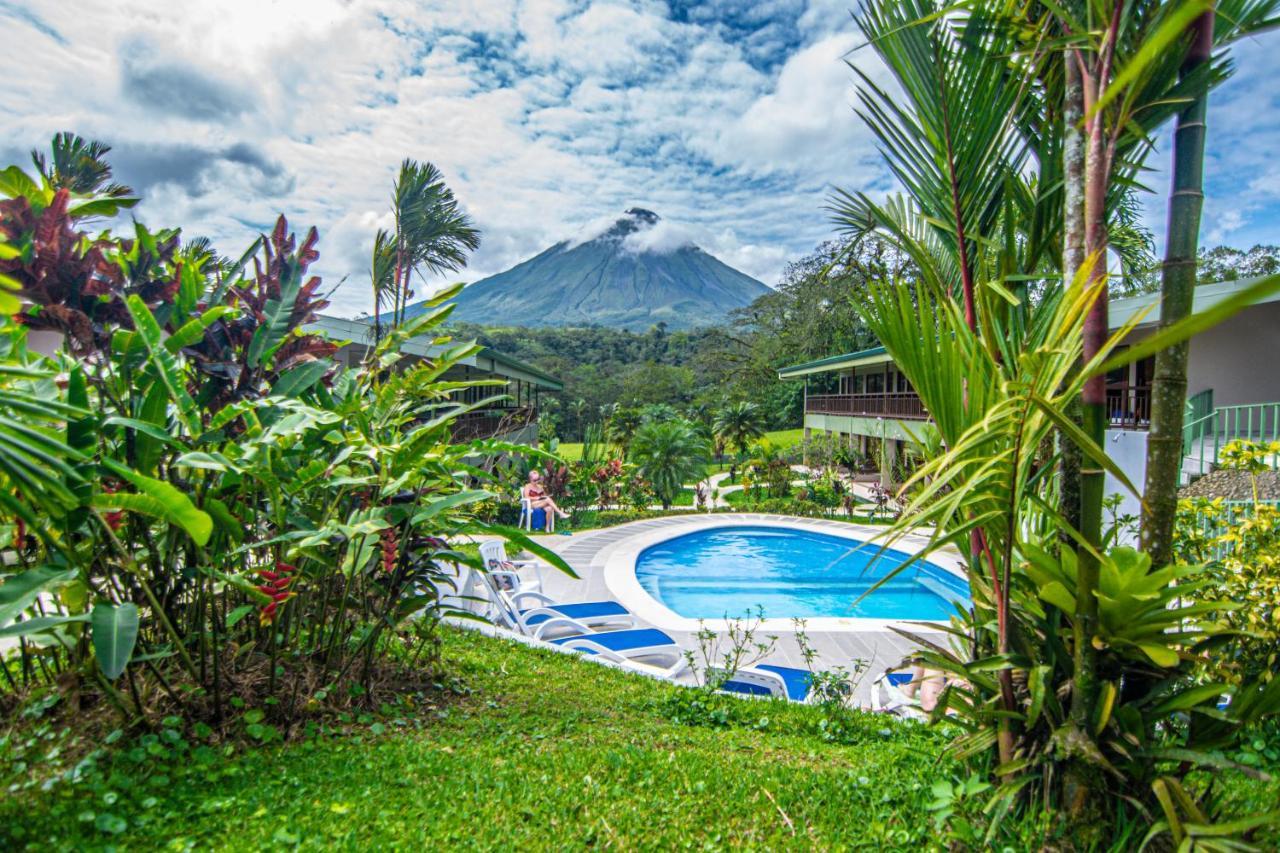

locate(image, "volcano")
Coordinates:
405 209 771 330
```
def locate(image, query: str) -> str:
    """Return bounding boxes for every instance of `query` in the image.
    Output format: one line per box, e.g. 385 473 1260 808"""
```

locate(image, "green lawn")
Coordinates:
2 629 950 849
554 430 802 467
4 628 1276 849
763 427 804 449
555 441 585 462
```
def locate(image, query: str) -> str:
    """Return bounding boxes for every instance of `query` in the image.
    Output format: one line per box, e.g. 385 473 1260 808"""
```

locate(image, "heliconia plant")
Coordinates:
0 137 571 728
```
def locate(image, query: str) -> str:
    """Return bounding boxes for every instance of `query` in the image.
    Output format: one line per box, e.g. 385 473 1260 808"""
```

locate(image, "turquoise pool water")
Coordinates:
634 526 968 621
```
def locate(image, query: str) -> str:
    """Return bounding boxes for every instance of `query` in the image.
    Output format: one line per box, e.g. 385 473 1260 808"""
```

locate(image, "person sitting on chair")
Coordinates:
523 470 569 521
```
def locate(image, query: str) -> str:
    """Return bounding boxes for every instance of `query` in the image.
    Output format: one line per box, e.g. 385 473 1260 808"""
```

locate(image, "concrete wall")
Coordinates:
1120 300 1280 408
1187 300 1280 408
802 412 929 442
1104 429 1147 545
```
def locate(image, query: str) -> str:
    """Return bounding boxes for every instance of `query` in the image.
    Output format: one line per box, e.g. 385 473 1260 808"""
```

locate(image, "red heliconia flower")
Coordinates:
257 561 298 625
380 527 398 573
99 482 125 531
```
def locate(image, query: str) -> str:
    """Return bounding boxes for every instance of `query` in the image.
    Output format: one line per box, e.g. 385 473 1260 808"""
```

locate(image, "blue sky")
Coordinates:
1 1 1277 317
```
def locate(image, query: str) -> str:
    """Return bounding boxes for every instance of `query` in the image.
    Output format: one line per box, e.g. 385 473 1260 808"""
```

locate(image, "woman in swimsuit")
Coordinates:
522 470 569 520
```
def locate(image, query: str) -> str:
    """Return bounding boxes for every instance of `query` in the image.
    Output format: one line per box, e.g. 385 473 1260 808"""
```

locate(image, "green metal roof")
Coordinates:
779 276 1279 379
777 346 891 378
1110 275 1279 329
302 315 564 391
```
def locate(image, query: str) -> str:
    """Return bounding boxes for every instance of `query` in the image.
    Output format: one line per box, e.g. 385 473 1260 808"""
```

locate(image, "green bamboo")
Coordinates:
1059 44 1087 547
1141 9 1214 568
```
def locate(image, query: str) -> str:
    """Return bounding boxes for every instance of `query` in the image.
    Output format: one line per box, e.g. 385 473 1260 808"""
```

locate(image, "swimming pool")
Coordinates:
634 526 968 621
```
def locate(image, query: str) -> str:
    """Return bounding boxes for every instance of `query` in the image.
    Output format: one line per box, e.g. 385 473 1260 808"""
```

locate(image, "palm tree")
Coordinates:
829 0 1280 833
31 132 133 198
712 401 766 459
629 420 708 509
372 159 480 339
608 407 643 456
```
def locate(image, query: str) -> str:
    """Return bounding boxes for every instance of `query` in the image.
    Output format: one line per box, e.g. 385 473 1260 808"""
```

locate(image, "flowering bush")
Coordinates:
1176 440 1280 684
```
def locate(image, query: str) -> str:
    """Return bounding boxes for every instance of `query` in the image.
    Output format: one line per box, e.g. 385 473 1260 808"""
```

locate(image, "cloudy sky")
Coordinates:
2 1 1278 317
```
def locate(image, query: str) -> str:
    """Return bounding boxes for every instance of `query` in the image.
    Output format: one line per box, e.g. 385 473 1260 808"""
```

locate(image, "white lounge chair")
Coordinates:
869 669 928 719
478 540 544 594
480 577 685 675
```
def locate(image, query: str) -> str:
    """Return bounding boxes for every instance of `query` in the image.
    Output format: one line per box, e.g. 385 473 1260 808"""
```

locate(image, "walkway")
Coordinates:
526 512 960 706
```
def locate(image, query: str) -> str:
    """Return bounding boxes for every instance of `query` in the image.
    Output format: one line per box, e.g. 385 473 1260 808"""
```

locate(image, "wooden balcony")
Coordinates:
1107 386 1151 430
805 392 928 420
451 406 538 441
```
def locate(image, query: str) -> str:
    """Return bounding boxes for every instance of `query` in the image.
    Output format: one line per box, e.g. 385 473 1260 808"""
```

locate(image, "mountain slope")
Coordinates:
405 209 771 330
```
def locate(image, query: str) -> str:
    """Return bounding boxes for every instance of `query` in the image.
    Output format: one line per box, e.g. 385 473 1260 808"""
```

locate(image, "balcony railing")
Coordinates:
450 406 538 441
805 392 928 420
1107 386 1151 430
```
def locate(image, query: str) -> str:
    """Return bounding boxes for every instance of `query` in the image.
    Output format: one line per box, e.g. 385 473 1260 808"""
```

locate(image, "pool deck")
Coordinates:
519 512 966 706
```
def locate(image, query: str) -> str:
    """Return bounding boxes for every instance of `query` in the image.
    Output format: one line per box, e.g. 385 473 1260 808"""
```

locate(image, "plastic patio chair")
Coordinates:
548 627 688 677
711 664 815 703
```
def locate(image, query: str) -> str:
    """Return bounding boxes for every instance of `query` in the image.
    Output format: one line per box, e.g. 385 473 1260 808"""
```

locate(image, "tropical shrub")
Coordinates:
859 266 1280 842
0 142 559 729
1176 440 1280 685
629 419 708 509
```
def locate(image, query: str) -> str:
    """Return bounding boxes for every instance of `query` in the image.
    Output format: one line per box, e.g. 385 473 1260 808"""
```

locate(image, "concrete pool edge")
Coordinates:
600 515 967 634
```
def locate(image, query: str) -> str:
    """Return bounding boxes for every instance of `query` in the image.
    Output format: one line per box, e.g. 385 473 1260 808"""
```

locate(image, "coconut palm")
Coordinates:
372 159 480 338
629 419 708 509
712 401 766 459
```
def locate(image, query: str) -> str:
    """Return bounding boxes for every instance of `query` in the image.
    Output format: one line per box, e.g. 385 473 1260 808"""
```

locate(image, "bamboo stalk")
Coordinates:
1142 8 1214 568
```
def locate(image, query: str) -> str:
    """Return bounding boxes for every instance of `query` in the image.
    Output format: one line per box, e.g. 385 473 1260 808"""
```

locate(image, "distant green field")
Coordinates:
556 442 584 462
762 428 803 449
552 431 800 466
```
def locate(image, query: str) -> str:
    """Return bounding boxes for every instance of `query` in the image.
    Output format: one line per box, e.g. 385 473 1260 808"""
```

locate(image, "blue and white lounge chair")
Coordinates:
483 576 635 640
714 664 815 703
549 627 688 676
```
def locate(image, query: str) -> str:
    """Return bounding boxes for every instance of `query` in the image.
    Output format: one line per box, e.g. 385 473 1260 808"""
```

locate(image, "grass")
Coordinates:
554 441 586 462
3 629 954 849
4 628 1278 849
763 428 804 449
671 486 696 506
555 429 802 468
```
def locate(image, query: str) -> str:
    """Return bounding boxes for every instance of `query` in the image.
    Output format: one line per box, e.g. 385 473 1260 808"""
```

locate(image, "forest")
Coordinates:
457 240 1280 442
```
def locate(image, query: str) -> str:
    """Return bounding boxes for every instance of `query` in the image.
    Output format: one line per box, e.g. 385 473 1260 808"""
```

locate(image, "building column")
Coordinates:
881 436 898 488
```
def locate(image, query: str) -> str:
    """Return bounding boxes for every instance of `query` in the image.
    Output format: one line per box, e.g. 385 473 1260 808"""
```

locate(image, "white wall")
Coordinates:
1104 429 1148 544
1120 300 1280 408
1186 301 1280 408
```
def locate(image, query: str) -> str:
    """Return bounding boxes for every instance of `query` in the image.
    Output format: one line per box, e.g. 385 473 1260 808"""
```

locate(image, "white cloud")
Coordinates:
4 0 1276 321
621 219 696 255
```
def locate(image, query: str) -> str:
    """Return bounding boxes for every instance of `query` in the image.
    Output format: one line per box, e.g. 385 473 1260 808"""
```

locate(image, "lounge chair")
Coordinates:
712 664 815 703
478 540 544 594
482 575 635 640
869 669 928 719
548 627 688 677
